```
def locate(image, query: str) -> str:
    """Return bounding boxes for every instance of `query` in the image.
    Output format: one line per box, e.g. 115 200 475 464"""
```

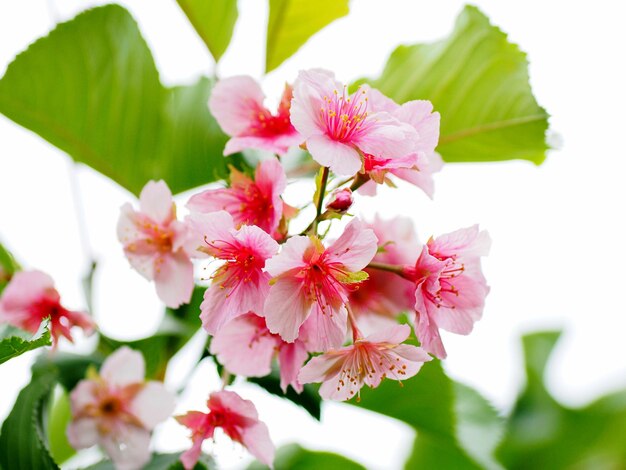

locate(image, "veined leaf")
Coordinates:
0 319 51 365
366 5 549 164
0 5 233 196
266 0 349 72
177 0 238 62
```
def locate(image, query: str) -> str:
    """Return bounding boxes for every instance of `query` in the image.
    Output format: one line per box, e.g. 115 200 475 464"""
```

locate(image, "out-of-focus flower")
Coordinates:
209 76 301 156
325 188 353 213
290 69 418 176
67 347 175 470
359 89 442 197
187 159 294 240
403 225 490 358
117 180 193 308
0 270 94 346
210 312 308 393
187 211 278 334
299 324 431 401
264 218 378 351
176 390 274 469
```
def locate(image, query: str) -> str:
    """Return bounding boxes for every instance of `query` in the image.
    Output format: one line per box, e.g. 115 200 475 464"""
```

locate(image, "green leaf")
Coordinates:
266 0 349 72
248 371 322 421
0 242 19 294
0 320 51 365
177 0 238 62
47 387 75 464
86 452 214 469
498 331 626 469
0 371 59 470
247 443 365 470
33 352 102 391
0 5 233 195
366 5 549 165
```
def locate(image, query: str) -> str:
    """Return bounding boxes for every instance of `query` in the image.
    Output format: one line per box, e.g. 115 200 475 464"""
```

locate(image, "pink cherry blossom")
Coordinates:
209 76 301 156
403 225 490 358
0 270 94 346
358 89 442 197
298 324 431 401
176 390 275 469
290 69 418 176
263 218 378 351
117 180 194 308
67 347 175 470
187 211 279 334
187 159 294 240
325 188 353 213
349 217 421 326
210 313 308 393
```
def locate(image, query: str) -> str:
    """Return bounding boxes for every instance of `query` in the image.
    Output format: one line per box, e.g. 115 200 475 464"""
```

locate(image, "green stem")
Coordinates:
312 167 330 234
367 261 405 276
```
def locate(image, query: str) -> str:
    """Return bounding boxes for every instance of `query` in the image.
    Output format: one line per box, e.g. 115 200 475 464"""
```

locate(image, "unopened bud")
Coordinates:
326 188 353 213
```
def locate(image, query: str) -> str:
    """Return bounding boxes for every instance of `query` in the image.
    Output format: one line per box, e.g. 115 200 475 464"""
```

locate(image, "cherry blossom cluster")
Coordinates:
0 69 489 469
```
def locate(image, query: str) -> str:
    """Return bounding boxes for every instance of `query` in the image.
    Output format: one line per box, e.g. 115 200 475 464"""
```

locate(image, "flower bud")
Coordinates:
326 188 353 213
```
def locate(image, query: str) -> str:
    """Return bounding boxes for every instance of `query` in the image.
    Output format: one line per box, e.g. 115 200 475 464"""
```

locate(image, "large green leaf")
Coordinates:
366 5 549 164
0 5 232 195
247 443 365 470
47 387 75 465
0 370 59 470
498 331 626 469
0 320 51 366
177 0 238 62
265 0 349 72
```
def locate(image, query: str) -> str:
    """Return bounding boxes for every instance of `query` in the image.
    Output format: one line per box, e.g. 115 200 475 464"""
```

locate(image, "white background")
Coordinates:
1 1 625 468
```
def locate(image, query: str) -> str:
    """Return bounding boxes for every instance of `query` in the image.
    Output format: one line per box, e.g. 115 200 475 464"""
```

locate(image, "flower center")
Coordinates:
320 87 369 142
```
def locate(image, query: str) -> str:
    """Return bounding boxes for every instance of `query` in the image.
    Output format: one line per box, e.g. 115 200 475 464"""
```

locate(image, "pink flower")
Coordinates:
0 270 94 346
298 324 431 401
403 225 490 358
187 211 279 334
290 69 418 176
187 159 294 240
67 347 175 470
209 76 301 156
176 390 275 469
263 218 378 351
358 89 442 197
325 188 353 213
210 313 308 393
117 181 194 309
349 216 420 323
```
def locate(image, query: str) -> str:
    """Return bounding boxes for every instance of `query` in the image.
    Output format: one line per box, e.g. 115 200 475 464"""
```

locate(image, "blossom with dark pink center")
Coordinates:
209 76 301 156
117 180 194 308
210 313 308 393
67 347 175 470
403 225 490 358
298 324 431 401
187 211 279 334
358 89 442 197
187 159 294 240
263 218 378 351
176 390 274 469
290 69 418 176
0 270 94 346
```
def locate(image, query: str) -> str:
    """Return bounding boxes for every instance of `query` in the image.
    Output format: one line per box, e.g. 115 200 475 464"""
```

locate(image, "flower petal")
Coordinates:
139 180 174 225
263 277 310 343
209 76 266 136
307 134 362 176
326 218 378 272
99 424 151 470
66 418 100 449
100 346 145 387
154 251 194 308
130 382 176 430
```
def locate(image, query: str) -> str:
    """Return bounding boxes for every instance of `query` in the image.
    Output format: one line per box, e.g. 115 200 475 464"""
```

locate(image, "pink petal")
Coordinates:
414 310 447 359
0 270 54 311
224 133 301 156
365 87 399 113
154 251 194 308
326 218 378 272
186 188 240 216
364 323 411 345
66 418 99 449
208 76 266 136
100 424 151 470
299 304 348 351
210 314 277 377
139 180 174 225
209 390 259 421
429 225 491 260
69 379 97 412
130 382 176 430
234 225 280 260
263 277 310 343
241 421 275 467
394 100 440 154
307 134 362 176
291 69 340 138
264 235 310 277
100 346 145 387
385 344 432 380
298 352 344 385
254 158 287 206
180 436 205 470
186 211 236 257
357 113 418 159
278 340 308 393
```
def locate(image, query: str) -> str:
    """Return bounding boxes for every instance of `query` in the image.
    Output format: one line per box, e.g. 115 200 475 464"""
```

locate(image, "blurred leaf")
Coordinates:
0 319 51 365
248 371 321 420
47 387 75 464
247 443 365 470
365 5 549 165
0 5 233 195
498 331 626 469
33 352 102 391
0 242 19 294
266 0 349 72
86 452 214 469
177 0 238 62
0 370 59 470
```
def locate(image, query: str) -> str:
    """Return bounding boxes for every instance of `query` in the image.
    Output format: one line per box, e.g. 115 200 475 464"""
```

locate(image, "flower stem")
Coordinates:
312 166 330 234
367 261 406 276
346 303 362 341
